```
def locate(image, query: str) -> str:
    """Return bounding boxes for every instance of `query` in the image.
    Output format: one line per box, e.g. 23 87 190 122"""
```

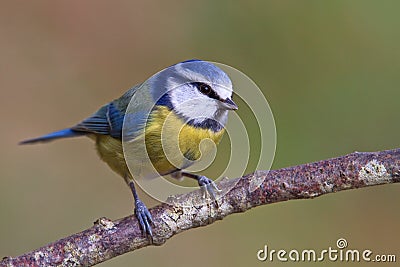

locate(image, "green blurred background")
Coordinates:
1 1 399 266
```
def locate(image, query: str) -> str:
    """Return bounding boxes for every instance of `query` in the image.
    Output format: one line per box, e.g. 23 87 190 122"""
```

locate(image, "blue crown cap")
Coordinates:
180 59 202 64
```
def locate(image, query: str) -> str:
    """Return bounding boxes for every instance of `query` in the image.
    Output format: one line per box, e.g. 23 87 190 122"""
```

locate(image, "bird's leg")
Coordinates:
128 179 153 237
180 172 221 204
169 170 183 181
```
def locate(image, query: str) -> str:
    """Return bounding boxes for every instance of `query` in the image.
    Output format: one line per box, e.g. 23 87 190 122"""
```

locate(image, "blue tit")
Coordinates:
20 59 238 237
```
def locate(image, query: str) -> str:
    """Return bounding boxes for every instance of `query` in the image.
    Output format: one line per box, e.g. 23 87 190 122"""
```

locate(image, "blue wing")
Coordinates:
72 102 124 139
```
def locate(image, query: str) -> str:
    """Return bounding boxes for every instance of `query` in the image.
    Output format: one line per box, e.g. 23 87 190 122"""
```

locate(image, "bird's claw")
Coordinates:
135 199 153 237
197 176 221 201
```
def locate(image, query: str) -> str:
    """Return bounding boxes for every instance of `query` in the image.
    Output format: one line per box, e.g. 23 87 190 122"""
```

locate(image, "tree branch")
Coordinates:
2 149 400 267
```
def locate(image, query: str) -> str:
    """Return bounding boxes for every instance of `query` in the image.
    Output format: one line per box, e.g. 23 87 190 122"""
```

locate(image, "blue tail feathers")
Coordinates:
19 128 85 145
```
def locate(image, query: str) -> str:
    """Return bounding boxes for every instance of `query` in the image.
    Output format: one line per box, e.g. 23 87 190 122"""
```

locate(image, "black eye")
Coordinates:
193 82 221 101
196 83 212 95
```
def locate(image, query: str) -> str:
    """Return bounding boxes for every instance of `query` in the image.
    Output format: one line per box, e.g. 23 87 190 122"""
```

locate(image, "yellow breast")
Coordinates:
144 106 225 175
95 106 225 178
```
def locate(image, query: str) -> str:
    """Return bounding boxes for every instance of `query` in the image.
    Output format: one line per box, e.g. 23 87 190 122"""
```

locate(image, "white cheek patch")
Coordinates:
171 89 220 121
163 61 233 125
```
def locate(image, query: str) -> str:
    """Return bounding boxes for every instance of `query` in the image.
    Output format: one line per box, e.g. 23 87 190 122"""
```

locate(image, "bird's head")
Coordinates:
150 60 237 131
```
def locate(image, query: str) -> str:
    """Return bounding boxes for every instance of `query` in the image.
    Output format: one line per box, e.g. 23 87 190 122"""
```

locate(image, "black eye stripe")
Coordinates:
192 82 221 101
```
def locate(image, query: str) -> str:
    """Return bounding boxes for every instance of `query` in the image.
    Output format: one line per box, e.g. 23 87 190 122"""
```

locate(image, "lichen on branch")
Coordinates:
1 149 400 267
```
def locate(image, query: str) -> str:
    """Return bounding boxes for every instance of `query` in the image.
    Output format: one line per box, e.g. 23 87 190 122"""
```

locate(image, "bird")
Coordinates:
20 59 238 237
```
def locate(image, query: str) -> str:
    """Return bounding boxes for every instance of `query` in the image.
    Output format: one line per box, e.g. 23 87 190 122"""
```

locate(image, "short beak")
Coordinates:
223 97 238 110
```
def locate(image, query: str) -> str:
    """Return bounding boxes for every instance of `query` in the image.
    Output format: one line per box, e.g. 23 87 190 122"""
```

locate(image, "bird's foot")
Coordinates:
134 199 153 237
197 175 222 202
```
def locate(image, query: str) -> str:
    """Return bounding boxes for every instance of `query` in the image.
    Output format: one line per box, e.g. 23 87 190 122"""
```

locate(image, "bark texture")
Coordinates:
2 149 400 267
